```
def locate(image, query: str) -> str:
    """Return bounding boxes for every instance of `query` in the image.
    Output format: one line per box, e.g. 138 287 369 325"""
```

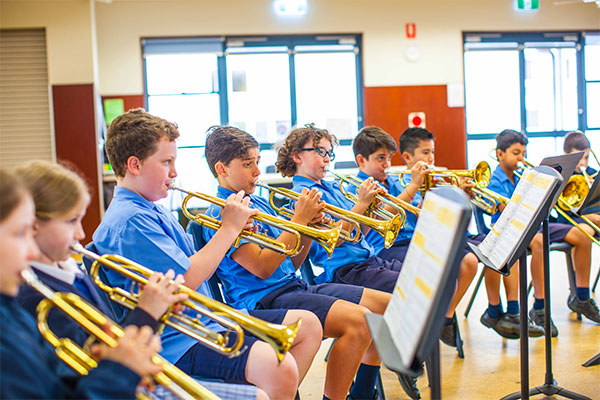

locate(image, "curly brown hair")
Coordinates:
105 108 180 178
276 124 338 177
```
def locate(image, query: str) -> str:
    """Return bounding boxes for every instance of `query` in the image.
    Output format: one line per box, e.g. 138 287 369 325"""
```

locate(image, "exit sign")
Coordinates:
516 0 539 10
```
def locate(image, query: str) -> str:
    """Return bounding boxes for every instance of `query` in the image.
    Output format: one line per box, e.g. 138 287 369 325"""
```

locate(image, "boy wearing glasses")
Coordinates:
276 124 421 399
201 125 407 400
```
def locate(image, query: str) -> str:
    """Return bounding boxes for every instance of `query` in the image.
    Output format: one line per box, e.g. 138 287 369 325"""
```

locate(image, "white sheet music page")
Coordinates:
383 192 463 367
479 169 557 270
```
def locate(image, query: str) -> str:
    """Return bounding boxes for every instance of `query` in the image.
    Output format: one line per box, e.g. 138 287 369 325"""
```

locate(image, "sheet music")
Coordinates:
383 192 464 366
478 169 557 270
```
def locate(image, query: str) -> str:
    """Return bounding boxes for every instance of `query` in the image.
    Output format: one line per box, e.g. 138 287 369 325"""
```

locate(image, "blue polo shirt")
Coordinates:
487 165 520 224
292 176 375 284
202 186 300 309
93 186 222 364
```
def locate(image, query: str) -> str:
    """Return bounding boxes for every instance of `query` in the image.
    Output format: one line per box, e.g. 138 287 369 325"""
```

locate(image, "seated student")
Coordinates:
277 124 421 400
486 129 599 339
350 126 478 347
201 125 394 400
93 109 322 400
0 168 159 399
13 161 262 400
559 130 600 229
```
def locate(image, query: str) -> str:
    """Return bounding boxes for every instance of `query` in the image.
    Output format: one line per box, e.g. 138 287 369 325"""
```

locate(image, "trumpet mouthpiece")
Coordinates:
70 242 85 253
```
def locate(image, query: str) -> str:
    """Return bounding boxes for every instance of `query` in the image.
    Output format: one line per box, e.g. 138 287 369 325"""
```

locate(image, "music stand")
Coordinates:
501 157 592 400
366 187 472 400
577 168 600 367
470 166 563 399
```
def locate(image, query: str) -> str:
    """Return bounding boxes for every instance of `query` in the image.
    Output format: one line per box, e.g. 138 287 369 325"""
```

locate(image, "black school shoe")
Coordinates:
346 388 381 400
567 294 600 323
480 311 519 339
439 321 457 347
528 308 559 337
395 371 420 400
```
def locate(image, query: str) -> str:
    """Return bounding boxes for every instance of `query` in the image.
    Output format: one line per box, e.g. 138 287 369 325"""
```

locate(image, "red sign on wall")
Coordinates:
408 112 426 128
406 23 416 39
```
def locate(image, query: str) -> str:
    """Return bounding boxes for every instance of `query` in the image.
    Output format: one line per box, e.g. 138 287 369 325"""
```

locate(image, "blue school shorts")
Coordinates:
536 222 574 243
556 214 600 238
256 279 364 327
174 308 286 383
333 256 401 294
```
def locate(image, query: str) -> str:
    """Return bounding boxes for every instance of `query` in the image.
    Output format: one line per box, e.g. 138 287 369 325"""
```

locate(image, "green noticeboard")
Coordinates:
103 99 125 125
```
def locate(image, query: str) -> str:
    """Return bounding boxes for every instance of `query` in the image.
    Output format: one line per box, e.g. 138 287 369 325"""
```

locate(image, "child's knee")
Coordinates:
461 254 478 279
296 310 323 340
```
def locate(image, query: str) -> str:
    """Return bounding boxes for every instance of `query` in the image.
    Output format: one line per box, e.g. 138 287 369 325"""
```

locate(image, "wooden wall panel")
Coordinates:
52 84 101 242
364 85 467 169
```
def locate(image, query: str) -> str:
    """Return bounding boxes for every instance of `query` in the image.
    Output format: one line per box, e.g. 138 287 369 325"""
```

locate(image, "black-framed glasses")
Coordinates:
300 147 336 161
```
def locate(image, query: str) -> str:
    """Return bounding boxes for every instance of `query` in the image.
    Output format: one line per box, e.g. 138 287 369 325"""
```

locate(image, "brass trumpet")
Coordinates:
171 184 341 258
395 161 492 194
71 243 300 363
171 184 301 256
327 169 420 220
257 182 405 249
21 269 220 400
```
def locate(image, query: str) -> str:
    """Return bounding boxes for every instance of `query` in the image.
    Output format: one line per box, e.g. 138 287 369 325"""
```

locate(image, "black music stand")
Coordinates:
366 187 472 400
497 158 592 400
470 166 565 399
578 174 600 367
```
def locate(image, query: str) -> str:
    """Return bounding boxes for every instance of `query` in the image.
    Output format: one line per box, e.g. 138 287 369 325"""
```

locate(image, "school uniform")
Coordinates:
0 294 140 399
292 176 401 293
350 171 481 262
17 259 159 347
202 186 364 327
488 165 572 242
16 260 260 400
93 186 284 385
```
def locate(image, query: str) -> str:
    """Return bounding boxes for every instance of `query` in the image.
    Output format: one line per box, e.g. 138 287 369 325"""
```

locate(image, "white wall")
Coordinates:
94 0 600 95
0 0 97 85
2 0 598 94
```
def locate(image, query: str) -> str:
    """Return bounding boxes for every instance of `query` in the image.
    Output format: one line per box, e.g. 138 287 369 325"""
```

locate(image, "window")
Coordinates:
143 35 363 209
463 32 598 169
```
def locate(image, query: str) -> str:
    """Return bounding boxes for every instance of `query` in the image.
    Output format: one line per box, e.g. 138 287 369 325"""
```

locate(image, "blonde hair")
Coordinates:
15 160 90 220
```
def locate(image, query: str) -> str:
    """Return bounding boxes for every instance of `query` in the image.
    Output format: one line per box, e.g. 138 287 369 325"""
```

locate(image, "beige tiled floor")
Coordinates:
298 246 600 399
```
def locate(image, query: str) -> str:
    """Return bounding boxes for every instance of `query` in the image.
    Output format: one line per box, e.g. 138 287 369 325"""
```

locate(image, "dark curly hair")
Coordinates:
105 108 180 178
205 126 259 177
276 124 338 177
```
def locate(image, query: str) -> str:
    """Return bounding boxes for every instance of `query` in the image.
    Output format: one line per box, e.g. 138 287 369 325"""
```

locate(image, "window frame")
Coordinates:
141 34 364 150
463 30 600 142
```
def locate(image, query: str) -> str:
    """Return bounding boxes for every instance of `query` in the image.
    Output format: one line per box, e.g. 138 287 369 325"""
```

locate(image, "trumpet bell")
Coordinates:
558 174 589 211
383 213 405 248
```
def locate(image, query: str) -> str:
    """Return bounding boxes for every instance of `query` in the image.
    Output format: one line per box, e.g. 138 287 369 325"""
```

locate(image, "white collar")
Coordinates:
29 258 84 285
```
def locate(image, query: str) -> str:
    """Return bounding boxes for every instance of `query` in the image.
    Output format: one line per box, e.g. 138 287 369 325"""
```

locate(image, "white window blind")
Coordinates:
0 28 53 168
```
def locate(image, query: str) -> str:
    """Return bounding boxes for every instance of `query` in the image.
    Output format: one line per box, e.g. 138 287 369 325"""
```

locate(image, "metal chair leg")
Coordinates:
464 267 485 318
